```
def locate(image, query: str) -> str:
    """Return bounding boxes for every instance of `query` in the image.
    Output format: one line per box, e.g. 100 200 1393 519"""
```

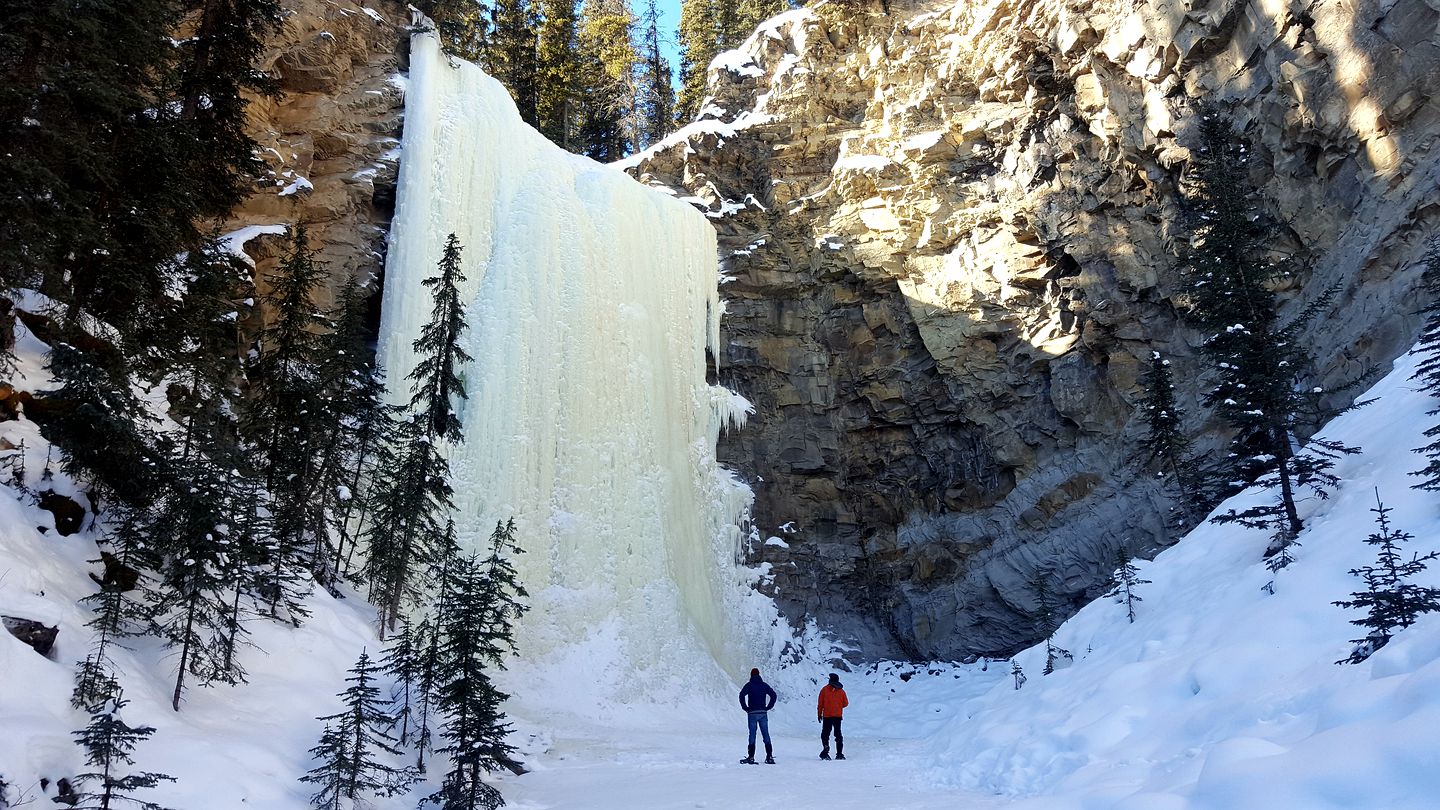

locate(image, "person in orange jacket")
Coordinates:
817 672 848 760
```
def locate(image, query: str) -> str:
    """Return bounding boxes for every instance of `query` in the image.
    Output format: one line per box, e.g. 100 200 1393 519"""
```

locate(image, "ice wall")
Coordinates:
377 31 768 704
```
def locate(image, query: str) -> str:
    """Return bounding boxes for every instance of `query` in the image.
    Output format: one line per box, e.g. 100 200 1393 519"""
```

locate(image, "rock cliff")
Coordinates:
630 0 1440 658
226 0 408 309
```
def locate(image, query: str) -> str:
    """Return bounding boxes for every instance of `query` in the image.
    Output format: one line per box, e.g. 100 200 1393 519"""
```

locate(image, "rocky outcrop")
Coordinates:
2 616 58 658
225 0 409 306
632 0 1440 658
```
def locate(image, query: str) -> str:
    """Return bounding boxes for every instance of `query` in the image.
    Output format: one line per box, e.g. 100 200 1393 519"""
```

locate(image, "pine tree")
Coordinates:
536 0 582 148
246 229 328 620
1137 350 1212 526
1105 548 1151 624
1334 491 1440 664
301 651 416 809
1010 660 1025 690
576 0 640 161
382 617 424 747
364 235 472 631
635 0 674 147
674 0 718 123
1178 108 1361 565
70 693 175 810
1410 240 1440 490
487 0 542 126
74 505 153 711
40 341 167 510
426 553 517 810
1028 572 1072 675
426 0 491 61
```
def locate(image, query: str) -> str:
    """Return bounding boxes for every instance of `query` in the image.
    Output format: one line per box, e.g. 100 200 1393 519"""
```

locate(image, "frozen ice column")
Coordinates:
376 31 762 697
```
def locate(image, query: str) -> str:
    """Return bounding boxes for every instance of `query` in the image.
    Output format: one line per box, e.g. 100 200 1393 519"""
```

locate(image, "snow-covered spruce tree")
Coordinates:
301 650 416 809
245 228 328 621
73 505 154 711
1409 240 1440 491
40 341 167 511
70 693 175 810
1010 660 1026 690
148 451 250 710
1177 108 1360 565
364 235 471 632
1105 548 1151 624
486 0 541 126
1333 491 1440 664
636 0 675 147
1137 350 1213 526
427 553 519 810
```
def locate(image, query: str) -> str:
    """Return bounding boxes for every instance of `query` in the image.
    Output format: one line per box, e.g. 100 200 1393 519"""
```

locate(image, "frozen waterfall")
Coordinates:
376 31 772 707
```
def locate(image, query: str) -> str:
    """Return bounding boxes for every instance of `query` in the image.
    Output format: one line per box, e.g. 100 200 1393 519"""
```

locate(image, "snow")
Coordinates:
277 175 314 197
218 223 289 267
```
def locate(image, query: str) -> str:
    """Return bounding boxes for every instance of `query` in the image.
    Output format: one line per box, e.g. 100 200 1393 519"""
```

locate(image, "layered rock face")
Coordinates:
226 0 408 304
632 0 1440 658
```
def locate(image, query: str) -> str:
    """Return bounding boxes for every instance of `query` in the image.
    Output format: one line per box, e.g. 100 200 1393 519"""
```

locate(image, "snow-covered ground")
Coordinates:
8 336 1440 808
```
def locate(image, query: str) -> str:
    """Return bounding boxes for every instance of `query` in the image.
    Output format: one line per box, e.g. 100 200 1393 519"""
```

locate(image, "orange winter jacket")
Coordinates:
817 684 848 718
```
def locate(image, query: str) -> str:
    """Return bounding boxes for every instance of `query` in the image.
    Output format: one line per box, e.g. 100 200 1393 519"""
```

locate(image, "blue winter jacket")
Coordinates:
739 674 777 713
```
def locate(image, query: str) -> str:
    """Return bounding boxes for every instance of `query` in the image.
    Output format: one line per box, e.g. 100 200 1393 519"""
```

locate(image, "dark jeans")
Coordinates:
747 711 772 748
821 717 843 753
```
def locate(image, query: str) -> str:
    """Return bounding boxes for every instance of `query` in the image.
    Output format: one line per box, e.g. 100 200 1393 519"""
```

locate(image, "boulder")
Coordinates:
2 616 58 657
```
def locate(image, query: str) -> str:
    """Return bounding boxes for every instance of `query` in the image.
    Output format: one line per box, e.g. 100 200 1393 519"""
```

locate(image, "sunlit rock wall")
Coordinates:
631 0 1440 658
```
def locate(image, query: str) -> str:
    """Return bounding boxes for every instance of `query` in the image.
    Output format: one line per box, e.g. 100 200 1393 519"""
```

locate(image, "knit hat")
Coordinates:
828 673 841 685
751 667 760 677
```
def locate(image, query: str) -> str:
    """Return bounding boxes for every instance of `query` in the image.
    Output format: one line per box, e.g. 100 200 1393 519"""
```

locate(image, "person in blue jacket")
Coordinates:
739 667 778 764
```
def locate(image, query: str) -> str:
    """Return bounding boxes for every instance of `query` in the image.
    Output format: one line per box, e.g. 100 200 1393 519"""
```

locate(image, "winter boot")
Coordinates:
835 752 846 760
740 744 757 765
819 748 831 761
764 745 775 765
836 741 845 760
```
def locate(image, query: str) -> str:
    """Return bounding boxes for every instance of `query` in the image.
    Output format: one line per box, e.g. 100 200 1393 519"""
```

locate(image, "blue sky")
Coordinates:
655 0 685 71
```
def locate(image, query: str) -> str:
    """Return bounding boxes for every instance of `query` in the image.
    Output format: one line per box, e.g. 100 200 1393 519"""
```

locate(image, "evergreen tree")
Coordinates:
635 0 675 147
70 693 175 810
1410 240 1440 490
576 0 639 161
487 0 542 126
1028 572 1071 676
74 505 154 711
674 0 787 123
674 0 718 123
40 341 167 510
246 229 328 620
1137 350 1212 526
1010 660 1025 690
148 454 246 710
382 617 424 747
536 0 582 148
1177 109 1361 564
1334 491 1440 664
364 235 471 631
1 0 277 334
425 0 491 61
426 554 516 810
301 650 416 809
1105 548 1151 624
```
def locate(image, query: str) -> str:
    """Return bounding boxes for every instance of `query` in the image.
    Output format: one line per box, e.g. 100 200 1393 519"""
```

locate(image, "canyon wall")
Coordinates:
630 0 1440 657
